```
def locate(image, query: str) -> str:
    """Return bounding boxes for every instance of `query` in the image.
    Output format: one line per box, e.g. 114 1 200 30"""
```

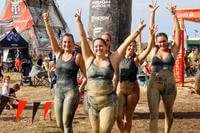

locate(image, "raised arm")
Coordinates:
43 13 61 55
75 9 94 63
137 1 158 63
111 20 146 64
167 4 181 57
75 53 87 92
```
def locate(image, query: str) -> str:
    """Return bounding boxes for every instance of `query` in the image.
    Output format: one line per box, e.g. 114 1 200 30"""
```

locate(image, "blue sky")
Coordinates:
1 0 200 42
56 0 200 42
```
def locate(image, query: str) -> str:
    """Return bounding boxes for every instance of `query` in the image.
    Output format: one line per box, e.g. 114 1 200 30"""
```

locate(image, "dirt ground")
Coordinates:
0 72 200 133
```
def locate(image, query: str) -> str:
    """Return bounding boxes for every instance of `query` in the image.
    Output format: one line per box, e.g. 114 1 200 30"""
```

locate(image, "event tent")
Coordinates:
0 28 29 62
0 28 28 49
174 8 200 86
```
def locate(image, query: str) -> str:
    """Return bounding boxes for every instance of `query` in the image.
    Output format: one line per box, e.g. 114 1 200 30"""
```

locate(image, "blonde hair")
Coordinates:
3 76 10 82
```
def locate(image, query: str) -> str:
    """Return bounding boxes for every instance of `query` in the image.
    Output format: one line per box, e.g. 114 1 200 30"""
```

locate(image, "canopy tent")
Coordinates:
174 8 200 86
0 28 29 63
176 8 200 23
0 28 28 49
0 0 69 55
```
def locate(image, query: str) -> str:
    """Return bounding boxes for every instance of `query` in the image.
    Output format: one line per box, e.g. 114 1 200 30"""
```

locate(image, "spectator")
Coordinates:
8 83 20 109
29 58 48 79
2 76 11 97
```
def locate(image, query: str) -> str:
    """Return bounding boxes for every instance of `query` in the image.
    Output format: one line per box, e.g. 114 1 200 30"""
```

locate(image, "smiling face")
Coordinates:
126 41 137 56
61 34 75 52
156 33 169 50
93 38 107 56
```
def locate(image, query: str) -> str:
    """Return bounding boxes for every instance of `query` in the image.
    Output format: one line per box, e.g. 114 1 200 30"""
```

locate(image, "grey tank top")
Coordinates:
151 51 175 73
86 59 114 96
56 52 79 89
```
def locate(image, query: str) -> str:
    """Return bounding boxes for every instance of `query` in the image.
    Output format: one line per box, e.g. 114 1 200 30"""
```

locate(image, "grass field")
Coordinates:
0 72 200 133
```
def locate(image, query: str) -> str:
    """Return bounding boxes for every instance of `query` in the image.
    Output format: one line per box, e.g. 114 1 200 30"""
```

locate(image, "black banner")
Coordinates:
88 0 132 51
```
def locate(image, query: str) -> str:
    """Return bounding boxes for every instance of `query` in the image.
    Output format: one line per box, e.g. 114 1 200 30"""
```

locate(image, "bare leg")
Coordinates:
117 92 126 132
88 108 100 133
162 86 177 133
124 88 139 133
147 80 161 133
99 105 116 133
62 90 79 133
54 96 64 130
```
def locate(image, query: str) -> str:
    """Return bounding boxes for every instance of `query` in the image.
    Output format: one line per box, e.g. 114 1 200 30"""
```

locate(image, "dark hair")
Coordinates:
156 32 168 41
61 33 75 44
92 38 107 49
13 83 20 91
37 58 43 66
133 40 137 44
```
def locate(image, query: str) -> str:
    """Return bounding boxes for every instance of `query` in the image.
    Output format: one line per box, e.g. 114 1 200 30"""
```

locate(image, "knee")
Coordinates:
56 121 63 129
150 113 159 120
165 112 174 120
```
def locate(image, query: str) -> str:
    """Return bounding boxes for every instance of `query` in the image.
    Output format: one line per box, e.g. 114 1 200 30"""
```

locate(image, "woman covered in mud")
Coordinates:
75 9 145 133
116 1 158 132
43 13 86 133
147 3 181 133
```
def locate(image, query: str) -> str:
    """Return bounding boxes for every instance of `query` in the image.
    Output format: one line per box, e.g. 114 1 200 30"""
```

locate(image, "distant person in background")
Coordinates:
0 54 3 81
15 57 22 72
1 76 11 97
15 48 23 60
49 61 57 95
194 62 200 95
101 32 113 56
15 48 23 72
29 58 48 79
48 51 53 61
141 60 152 76
8 83 21 109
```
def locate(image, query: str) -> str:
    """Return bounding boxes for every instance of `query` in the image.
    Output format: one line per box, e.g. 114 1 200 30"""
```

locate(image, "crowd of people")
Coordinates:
0 0 200 133
43 1 185 133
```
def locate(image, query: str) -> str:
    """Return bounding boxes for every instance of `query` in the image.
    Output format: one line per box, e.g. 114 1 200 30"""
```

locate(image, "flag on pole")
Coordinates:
32 101 41 123
16 100 27 122
0 0 12 21
43 101 52 120
0 0 34 32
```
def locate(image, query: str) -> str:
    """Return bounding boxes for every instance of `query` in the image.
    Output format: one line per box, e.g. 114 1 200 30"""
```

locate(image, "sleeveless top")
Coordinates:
119 56 138 82
86 59 114 96
56 52 79 89
151 51 175 73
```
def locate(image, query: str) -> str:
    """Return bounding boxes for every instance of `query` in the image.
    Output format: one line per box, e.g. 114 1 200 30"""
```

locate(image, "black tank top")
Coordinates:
56 52 79 88
119 56 138 82
151 52 175 73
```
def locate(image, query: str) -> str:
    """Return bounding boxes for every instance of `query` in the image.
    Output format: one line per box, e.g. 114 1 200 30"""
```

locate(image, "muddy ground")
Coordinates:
0 72 199 133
